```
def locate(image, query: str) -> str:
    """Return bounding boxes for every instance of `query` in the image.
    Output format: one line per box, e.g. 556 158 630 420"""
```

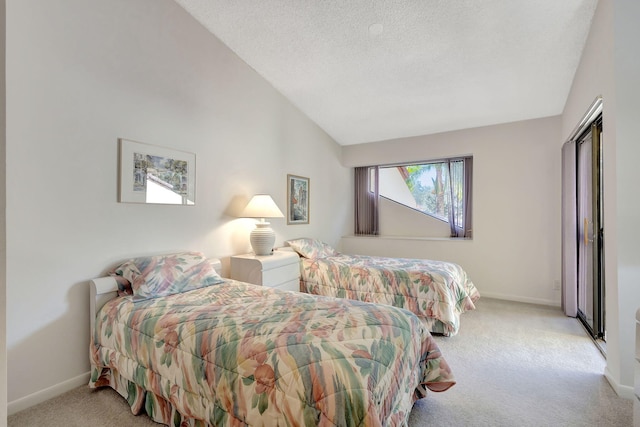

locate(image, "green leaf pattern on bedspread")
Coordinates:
300 254 480 336
90 280 454 426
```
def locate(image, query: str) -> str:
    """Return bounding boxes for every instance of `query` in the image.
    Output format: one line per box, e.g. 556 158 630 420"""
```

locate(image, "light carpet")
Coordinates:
8 298 634 426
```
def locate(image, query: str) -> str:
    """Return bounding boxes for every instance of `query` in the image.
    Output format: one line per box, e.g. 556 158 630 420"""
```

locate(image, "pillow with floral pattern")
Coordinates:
286 238 338 259
112 275 133 297
110 251 224 301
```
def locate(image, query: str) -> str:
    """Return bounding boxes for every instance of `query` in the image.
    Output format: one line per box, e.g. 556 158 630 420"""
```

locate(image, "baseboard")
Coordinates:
604 367 635 400
479 292 560 307
8 371 90 415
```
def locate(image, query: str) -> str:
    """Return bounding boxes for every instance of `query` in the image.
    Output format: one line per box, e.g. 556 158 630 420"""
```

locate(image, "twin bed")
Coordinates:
285 238 480 336
89 251 456 426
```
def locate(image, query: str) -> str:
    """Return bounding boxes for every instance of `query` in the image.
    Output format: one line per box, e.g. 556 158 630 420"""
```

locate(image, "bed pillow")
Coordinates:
112 275 133 297
110 251 224 301
286 238 338 259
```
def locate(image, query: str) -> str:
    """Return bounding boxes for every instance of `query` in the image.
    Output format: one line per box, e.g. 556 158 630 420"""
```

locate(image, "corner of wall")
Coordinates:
1 0 7 422
0 0 7 426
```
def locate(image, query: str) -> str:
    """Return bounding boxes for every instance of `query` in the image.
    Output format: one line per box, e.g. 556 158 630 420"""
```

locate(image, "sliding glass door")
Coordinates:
576 117 604 339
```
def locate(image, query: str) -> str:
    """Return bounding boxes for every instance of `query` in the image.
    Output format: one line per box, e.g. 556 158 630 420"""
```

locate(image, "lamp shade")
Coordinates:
241 194 284 219
241 195 284 256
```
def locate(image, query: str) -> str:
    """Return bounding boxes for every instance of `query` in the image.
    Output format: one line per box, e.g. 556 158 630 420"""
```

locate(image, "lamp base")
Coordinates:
250 222 275 256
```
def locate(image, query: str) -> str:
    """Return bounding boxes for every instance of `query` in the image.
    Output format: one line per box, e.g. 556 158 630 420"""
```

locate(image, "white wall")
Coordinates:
611 0 640 399
342 116 563 306
5 0 350 412
1 0 7 424
562 0 639 398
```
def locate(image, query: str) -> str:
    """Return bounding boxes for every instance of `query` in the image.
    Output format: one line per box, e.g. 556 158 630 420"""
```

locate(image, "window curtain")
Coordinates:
462 157 473 238
354 166 379 235
446 157 473 238
561 141 578 317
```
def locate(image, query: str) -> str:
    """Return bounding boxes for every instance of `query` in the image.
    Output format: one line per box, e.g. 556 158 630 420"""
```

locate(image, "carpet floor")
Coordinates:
8 298 634 426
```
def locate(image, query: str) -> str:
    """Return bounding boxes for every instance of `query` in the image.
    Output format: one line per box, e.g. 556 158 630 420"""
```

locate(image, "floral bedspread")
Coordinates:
300 254 480 336
90 280 454 426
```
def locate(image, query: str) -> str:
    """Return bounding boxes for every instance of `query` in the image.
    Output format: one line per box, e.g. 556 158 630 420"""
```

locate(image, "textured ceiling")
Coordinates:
174 0 598 145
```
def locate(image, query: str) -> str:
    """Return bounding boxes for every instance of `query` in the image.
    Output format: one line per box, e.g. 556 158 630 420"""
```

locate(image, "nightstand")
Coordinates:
230 250 301 292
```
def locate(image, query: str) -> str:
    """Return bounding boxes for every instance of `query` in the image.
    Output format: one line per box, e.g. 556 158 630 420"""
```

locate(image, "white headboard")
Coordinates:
89 258 223 335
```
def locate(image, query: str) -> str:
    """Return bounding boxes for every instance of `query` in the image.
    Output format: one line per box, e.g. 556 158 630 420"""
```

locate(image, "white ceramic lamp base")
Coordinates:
250 222 275 256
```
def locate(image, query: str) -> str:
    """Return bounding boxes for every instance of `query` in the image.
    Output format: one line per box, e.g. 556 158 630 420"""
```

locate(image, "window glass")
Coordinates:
378 158 467 224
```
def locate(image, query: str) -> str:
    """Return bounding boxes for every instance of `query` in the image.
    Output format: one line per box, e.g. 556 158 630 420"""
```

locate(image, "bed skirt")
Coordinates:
90 366 210 426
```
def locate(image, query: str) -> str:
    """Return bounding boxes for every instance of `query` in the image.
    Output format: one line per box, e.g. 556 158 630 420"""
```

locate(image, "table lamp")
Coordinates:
241 194 284 255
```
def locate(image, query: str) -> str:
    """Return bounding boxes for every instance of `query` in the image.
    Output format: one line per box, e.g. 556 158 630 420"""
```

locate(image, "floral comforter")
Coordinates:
300 254 480 336
90 280 454 426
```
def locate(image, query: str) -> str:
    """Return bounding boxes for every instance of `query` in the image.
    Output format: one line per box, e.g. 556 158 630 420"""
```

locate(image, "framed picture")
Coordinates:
287 174 309 224
118 138 196 205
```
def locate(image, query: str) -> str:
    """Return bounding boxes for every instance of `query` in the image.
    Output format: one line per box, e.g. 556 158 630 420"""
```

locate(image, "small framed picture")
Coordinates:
118 138 195 205
287 174 309 224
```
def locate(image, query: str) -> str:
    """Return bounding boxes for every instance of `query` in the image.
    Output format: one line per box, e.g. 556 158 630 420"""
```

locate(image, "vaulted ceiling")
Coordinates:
175 0 598 145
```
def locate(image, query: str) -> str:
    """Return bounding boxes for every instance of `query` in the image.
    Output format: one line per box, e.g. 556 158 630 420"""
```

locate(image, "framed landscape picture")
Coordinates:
118 138 195 205
287 174 309 224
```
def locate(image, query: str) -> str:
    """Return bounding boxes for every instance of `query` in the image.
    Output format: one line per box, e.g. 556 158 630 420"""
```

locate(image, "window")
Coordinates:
374 156 472 238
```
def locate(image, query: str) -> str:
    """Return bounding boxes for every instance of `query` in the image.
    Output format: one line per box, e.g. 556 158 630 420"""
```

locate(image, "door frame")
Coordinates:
561 96 605 340
575 115 604 339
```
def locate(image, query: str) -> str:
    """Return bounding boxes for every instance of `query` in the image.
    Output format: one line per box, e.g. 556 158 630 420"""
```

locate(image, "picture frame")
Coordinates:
287 174 309 224
118 138 196 205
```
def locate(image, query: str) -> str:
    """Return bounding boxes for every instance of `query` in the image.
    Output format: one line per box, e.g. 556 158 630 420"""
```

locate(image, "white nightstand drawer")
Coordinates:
262 262 299 287
230 250 301 291
636 309 640 414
